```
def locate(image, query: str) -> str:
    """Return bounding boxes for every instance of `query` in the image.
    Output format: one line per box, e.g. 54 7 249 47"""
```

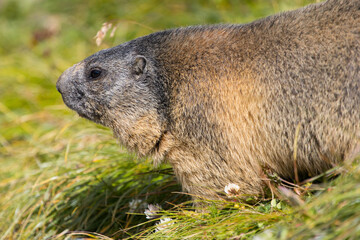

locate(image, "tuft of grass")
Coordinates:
267 162 360 240
129 159 360 240
134 202 287 239
0 120 187 239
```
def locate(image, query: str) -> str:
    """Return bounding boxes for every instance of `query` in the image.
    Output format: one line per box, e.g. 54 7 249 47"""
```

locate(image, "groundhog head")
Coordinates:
56 44 167 156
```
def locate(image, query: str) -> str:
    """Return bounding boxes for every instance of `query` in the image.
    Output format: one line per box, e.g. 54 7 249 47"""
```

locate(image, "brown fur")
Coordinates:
57 0 360 200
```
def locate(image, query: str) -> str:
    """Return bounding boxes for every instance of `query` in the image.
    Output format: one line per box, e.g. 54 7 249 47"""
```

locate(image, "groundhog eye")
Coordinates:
90 69 102 79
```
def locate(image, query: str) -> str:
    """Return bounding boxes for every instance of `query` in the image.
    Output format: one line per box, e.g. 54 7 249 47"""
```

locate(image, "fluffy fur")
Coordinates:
57 0 360 199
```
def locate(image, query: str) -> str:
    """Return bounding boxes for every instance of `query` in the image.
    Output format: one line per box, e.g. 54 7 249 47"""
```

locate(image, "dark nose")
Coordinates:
56 81 62 94
56 74 64 94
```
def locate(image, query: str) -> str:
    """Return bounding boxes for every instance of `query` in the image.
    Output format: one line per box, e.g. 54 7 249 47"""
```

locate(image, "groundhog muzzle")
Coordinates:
57 0 360 199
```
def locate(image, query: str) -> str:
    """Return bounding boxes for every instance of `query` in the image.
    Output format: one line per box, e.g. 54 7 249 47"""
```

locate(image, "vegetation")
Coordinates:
2 0 359 239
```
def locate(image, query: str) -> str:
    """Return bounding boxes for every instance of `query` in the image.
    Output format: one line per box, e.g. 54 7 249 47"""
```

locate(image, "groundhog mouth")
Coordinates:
76 104 104 124
77 110 104 125
60 93 103 124
77 111 92 120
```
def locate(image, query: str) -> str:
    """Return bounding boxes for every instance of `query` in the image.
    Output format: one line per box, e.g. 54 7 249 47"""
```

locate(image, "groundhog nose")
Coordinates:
56 81 62 94
56 78 63 94
56 73 66 94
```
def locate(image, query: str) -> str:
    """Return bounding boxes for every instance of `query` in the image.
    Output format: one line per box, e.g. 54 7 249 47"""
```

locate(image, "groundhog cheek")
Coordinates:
110 111 163 156
131 115 162 155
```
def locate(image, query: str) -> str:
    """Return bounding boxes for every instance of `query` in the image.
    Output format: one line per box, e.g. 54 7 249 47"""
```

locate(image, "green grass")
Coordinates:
3 0 360 239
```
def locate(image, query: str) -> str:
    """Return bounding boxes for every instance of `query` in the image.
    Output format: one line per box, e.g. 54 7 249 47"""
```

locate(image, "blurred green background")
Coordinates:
0 0 317 239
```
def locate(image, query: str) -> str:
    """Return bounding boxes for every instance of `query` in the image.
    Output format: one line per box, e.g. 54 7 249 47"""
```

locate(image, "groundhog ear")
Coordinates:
131 55 147 77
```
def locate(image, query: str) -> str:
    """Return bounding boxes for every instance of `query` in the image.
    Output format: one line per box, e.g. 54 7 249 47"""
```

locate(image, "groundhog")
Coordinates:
57 0 360 200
